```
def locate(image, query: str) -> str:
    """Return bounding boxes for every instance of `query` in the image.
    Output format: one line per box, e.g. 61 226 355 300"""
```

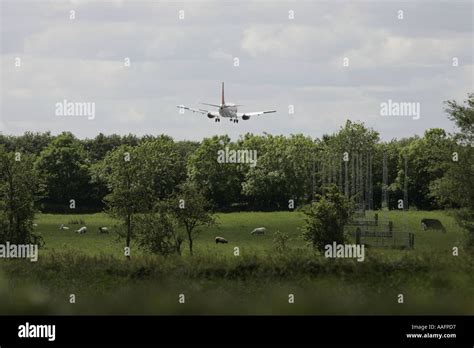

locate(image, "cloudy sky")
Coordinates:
1 0 472 141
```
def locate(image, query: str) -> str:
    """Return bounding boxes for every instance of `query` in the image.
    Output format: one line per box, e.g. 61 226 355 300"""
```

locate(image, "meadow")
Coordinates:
0 210 472 315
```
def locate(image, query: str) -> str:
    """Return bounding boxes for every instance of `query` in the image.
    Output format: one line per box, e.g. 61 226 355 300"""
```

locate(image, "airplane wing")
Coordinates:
237 110 276 118
177 105 220 118
177 105 207 114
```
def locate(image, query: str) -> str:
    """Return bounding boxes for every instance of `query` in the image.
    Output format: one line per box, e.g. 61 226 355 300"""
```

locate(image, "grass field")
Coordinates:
0 210 472 315
31 210 467 256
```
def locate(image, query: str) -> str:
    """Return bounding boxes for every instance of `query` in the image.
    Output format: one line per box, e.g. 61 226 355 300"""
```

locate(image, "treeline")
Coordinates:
0 133 199 213
0 97 472 215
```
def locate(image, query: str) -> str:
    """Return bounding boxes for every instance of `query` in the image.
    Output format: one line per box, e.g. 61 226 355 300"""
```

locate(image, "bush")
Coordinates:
302 186 352 252
134 203 184 256
273 231 290 253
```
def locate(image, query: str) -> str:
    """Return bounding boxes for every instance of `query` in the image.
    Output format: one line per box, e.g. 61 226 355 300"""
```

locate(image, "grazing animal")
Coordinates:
98 227 109 234
215 236 228 244
250 227 266 235
421 219 446 233
59 224 70 230
76 226 87 234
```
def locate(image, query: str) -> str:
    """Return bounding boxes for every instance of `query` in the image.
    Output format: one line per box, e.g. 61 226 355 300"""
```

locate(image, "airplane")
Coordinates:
177 82 276 123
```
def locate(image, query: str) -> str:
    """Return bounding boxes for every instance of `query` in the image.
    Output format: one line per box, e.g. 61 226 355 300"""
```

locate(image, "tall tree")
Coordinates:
137 137 184 202
396 129 454 210
0 146 43 245
11 132 53 155
97 138 184 255
188 135 243 209
36 132 92 211
98 145 147 255
172 181 215 256
241 133 316 209
432 94 474 248
319 121 379 208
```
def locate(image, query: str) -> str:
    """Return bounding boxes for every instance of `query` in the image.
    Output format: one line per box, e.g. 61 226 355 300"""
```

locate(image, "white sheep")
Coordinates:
215 236 228 244
76 226 87 234
59 224 70 230
250 227 266 235
98 227 109 234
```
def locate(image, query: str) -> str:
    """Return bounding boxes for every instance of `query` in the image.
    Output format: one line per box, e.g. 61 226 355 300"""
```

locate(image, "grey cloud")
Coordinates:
1 0 472 141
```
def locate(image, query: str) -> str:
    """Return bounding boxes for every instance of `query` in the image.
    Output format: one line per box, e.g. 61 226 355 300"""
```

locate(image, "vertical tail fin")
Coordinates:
221 82 225 105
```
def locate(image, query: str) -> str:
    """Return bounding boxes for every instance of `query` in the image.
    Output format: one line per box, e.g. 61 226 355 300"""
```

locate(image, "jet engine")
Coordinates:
207 113 215 119
242 115 250 120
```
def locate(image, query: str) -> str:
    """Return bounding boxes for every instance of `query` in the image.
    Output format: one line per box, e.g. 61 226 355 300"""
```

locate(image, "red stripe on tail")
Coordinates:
221 82 225 105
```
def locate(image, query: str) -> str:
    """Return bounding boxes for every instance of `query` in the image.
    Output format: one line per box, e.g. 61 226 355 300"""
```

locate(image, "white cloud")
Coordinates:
340 34 473 68
1 0 472 141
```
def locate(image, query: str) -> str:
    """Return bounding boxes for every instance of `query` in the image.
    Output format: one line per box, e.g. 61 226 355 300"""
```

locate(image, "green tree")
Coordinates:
7 131 53 155
241 133 316 209
321 120 379 155
319 121 379 207
83 133 125 163
302 186 352 252
173 181 215 256
444 93 474 144
381 137 417 210
98 145 148 255
36 132 92 211
0 146 43 245
134 201 185 256
432 94 474 248
97 138 184 255
395 129 454 210
137 137 183 202
188 135 243 209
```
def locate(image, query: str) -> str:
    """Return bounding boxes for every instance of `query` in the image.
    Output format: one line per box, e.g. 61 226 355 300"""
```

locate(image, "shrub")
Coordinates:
134 203 185 256
302 186 352 252
273 231 290 253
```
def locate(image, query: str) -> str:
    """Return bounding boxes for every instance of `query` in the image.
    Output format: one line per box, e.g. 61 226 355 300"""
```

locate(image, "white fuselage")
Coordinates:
219 103 238 118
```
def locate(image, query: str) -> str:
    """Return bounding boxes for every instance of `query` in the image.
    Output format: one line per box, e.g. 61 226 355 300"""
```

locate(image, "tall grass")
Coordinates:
0 210 471 315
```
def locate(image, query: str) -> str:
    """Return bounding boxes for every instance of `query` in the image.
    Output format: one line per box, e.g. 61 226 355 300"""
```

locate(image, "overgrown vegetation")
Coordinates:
0 246 472 315
0 147 43 246
134 202 184 256
302 186 353 251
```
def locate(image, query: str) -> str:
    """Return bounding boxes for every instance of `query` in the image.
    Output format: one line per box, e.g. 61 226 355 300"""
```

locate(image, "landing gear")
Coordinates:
214 118 221 123
232 119 239 123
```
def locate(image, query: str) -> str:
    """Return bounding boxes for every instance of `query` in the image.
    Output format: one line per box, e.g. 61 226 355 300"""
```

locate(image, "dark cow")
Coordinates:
421 219 446 233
